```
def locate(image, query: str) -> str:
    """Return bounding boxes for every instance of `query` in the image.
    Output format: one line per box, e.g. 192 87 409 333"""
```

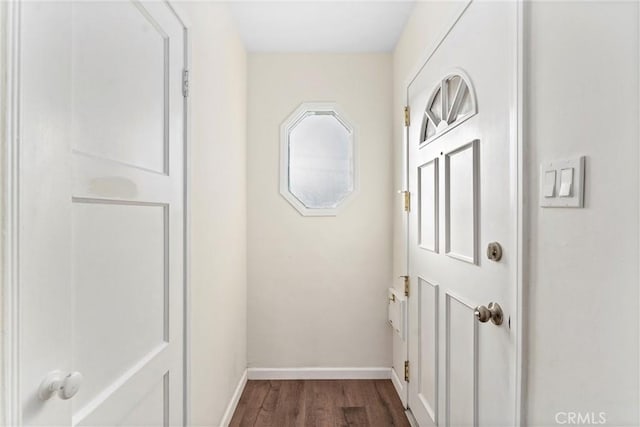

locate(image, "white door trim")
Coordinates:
400 1 526 425
0 2 192 425
162 3 192 425
2 1 22 424
514 1 527 424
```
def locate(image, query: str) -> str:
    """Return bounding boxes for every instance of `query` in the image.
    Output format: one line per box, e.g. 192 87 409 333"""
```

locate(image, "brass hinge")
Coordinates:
404 106 410 127
401 275 409 297
404 360 410 382
400 191 410 212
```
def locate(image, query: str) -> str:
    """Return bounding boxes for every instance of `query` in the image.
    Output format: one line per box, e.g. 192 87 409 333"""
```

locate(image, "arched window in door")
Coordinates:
421 70 477 145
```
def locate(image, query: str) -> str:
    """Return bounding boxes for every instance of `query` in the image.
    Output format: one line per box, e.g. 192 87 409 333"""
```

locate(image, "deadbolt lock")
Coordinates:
486 242 503 262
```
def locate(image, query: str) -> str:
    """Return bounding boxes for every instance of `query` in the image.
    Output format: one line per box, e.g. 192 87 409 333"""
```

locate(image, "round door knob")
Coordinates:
38 370 83 401
474 302 503 326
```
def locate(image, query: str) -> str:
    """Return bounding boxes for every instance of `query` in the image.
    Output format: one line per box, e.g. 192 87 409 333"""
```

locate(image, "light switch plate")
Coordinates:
540 156 585 208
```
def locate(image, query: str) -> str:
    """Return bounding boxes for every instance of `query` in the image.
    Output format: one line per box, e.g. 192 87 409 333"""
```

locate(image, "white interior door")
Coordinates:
18 2 186 426
406 2 518 426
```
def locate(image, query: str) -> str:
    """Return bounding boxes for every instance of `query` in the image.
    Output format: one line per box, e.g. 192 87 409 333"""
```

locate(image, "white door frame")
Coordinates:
1 1 21 424
0 2 192 425
400 1 526 424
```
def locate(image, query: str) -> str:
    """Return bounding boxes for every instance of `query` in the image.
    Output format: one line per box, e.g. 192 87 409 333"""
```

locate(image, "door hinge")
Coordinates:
401 275 409 297
404 106 410 127
182 69 190 97
404 360 410 382
400 190 411 212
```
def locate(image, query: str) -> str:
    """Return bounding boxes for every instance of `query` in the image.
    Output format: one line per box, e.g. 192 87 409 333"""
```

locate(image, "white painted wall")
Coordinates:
393 1 639 425
525 2 638 425
247 53 393 369
0 3 5 422
179 3 248 426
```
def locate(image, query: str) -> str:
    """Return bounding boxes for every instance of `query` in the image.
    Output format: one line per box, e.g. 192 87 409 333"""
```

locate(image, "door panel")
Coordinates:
445 293 477 427
407 2 518 426
73 352 171 427
444 140 478 264
117 374 168 427
19 2 186 426
72 201 167 409
71 1 169 173
417 278 439 424
418 159 439 252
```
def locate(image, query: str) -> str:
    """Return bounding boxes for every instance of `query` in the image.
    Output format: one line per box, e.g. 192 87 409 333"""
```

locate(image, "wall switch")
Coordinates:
559 168 574 197
540 157 585 208
543 170 556 197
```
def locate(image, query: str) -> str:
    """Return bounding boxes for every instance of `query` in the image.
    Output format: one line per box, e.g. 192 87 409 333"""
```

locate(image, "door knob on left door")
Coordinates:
474 302 503 326
38 370 83 401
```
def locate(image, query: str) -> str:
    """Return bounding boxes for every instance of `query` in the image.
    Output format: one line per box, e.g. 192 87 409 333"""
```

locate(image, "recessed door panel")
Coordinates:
445 140 478 264
446 294 477 427
419 159 439 252
71 1 168 173
116 373 168 427
72 201 167 409
418 278 439 424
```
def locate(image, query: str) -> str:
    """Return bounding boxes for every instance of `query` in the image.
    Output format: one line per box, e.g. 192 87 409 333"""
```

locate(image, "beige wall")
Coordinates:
393 1 639 425
180 3 248 426
247 53 393 368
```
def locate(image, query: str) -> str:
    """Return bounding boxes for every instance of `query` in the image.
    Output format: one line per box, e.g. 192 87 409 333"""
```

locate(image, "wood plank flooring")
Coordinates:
229 379 410 427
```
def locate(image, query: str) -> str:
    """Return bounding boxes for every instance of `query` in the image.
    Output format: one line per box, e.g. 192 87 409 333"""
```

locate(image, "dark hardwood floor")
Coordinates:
229 379 410 427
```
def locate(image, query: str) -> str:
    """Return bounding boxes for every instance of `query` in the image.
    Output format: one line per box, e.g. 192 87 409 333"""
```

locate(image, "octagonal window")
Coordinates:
280 103 356 216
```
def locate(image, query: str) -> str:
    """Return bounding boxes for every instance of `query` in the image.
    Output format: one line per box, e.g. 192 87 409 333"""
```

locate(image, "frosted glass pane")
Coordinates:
288 113 354 209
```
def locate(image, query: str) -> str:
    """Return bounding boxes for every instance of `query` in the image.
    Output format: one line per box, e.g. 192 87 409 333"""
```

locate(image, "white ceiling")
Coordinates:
229 1 416 52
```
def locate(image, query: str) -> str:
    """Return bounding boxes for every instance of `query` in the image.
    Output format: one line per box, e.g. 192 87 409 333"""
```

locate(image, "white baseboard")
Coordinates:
219 369 248 427
246 367 392 380
390 366 406 405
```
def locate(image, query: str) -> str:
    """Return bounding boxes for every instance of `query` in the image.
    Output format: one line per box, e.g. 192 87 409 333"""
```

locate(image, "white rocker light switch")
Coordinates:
543 170 556 198
559 168 574 197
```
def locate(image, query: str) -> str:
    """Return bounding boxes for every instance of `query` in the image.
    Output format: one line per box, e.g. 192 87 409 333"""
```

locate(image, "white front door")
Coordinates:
406 2 519 426
18 2 186 426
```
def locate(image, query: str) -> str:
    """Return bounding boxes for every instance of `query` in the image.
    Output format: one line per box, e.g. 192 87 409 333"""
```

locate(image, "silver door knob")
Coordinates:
38 370 83 401
474 302 503 326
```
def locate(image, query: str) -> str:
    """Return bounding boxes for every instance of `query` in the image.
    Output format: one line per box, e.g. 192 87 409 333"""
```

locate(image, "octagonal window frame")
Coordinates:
279 102 358 216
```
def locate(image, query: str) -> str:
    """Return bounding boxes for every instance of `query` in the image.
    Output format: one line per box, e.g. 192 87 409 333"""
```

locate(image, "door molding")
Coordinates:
2 1 22 424
162 3 192 425
401 1 526 425
514 1 527 424
0 2 192 425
